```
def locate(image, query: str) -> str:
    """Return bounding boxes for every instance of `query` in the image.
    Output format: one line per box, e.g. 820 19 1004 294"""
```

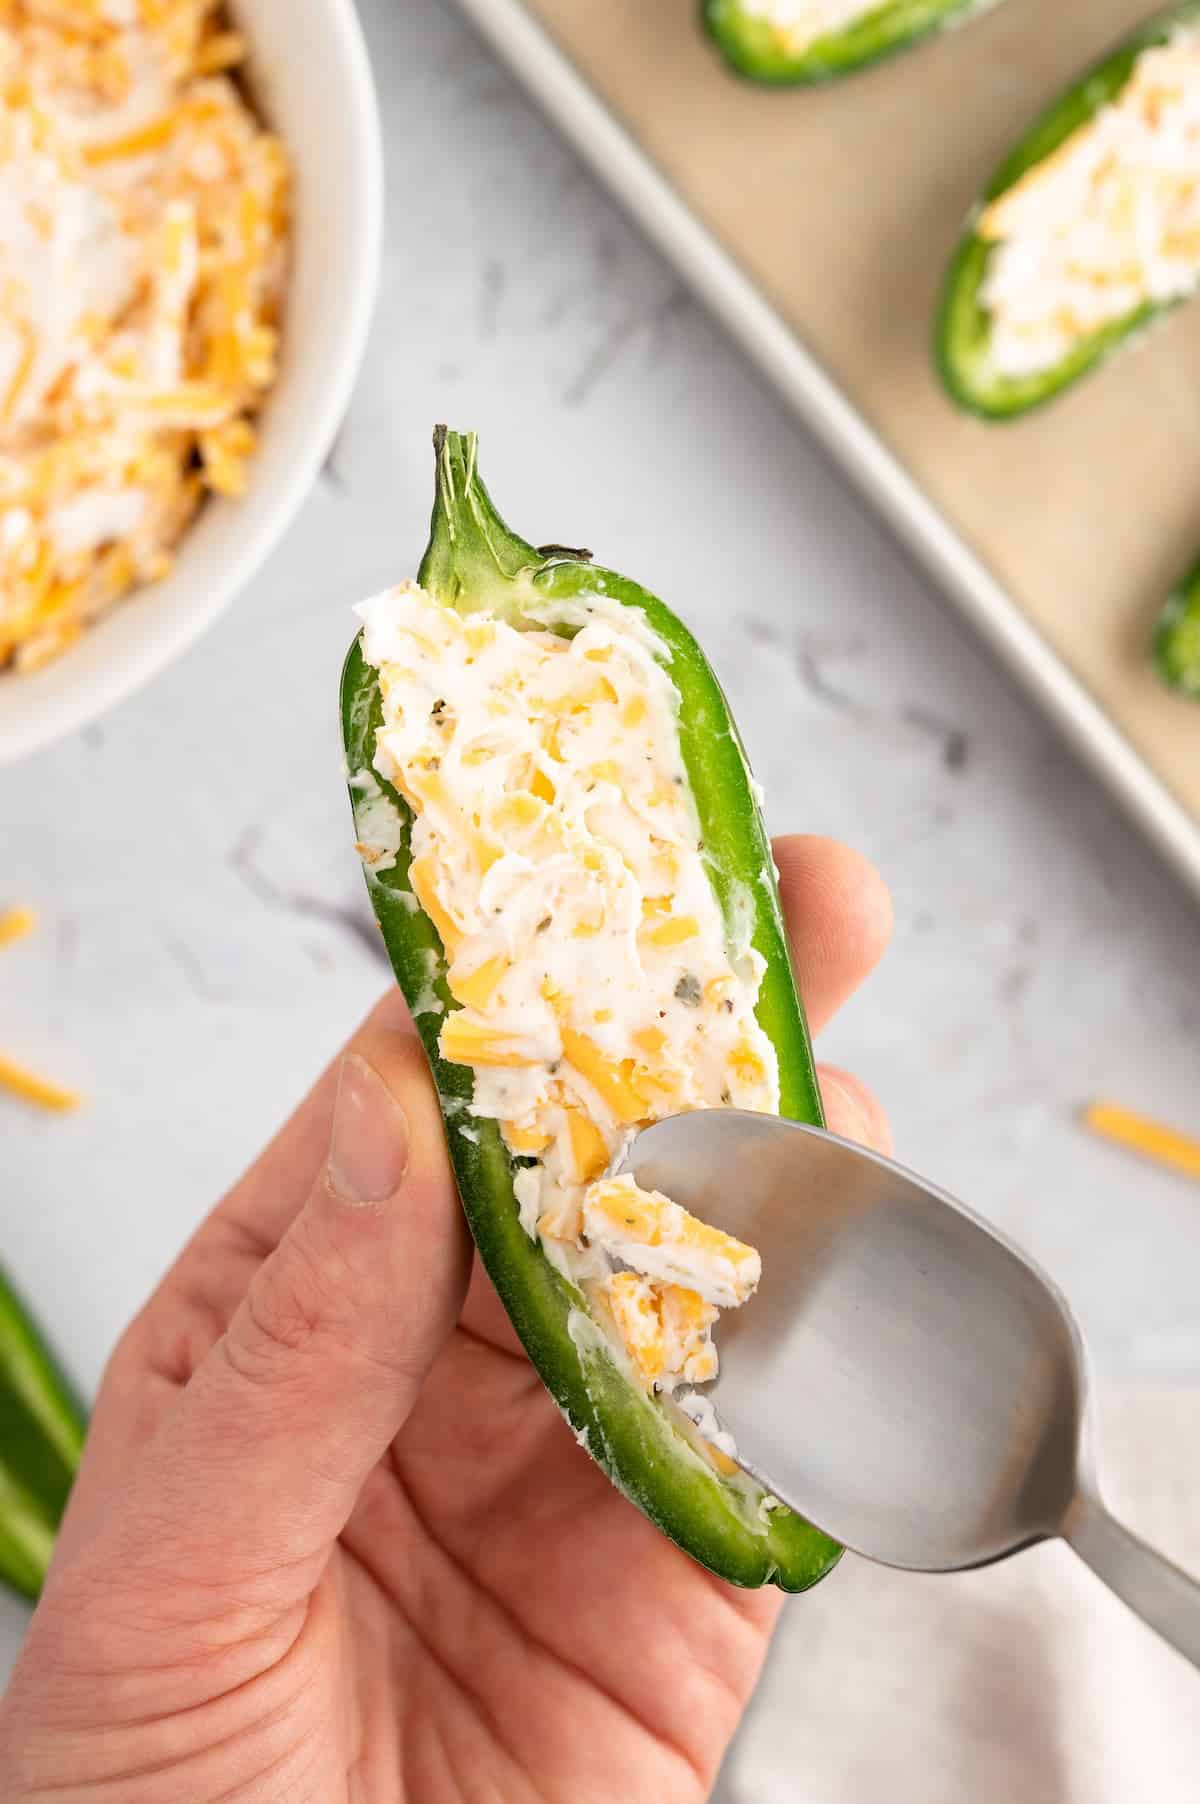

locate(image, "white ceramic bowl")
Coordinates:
0 0 383 766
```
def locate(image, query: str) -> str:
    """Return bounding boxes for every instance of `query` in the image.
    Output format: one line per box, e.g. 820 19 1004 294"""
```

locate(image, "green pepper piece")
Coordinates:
936 2 1200 420
341 429 841 1591
1153 555 1200 698
0 1265 86 1600
702 0 996 85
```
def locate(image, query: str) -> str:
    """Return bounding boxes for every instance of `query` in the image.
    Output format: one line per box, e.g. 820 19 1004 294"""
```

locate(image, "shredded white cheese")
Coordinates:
0 3 289 674
739 0 880 51
735 0 880 54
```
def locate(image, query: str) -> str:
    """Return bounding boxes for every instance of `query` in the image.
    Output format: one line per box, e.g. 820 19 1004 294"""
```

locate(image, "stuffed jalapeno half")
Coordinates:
341 429 840 1591
937 4 1200 418
1154 554 1200 697
702 0 997 85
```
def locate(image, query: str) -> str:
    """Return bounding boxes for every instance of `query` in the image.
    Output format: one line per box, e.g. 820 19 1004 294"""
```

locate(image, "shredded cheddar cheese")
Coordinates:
0 902 80 1110
357 580 774 1397
0 1050 80 1111
1083 1100 1200 1184
0 902 34 945
0 0 289 673
583 1175 761 1310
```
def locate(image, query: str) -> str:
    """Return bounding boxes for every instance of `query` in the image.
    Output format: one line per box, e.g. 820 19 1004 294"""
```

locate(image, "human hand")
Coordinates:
0 835 891 1804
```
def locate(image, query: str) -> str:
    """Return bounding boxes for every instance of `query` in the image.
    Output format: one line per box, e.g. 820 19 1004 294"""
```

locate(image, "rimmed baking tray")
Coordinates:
455 0 1200 902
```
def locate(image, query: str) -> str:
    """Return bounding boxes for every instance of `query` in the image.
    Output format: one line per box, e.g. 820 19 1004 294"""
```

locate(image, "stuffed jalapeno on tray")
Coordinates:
1154 556 1200 698
702 0 997 85
342 429 839 1590
938 3 1200 418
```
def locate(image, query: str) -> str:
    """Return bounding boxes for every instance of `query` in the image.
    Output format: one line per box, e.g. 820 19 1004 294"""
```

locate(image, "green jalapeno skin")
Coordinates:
702 0 996 85
341 429 840 1591
0 1265 87 1600
936 2 1200 420
1153 556 1200 697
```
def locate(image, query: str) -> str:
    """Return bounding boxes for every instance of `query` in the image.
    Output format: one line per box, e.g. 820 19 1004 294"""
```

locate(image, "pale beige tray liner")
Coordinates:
525 0 1200 822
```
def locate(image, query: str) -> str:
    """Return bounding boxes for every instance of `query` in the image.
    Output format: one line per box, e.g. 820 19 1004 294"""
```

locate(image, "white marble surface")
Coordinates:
2 0 1200 1722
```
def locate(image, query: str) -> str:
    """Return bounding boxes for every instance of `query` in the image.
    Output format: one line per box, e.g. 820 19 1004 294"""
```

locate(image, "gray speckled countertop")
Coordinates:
2 0 1199 1704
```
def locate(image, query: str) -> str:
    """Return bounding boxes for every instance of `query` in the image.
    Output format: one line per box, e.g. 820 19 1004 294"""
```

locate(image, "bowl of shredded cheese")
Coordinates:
0 0 381 763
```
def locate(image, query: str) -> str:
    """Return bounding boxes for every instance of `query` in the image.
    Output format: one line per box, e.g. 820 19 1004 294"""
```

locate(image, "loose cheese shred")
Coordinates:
0 1 289 674
0 1051 80 1112
1083 1100 1200 1184
0 903 35 946
0 903 80 1111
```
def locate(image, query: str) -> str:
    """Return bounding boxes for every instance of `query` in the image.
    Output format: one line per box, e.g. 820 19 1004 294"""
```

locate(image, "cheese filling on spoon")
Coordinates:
359 579 771 1394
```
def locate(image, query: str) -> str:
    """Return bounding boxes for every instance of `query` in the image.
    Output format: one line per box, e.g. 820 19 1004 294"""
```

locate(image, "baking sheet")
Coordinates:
457 0 1200 898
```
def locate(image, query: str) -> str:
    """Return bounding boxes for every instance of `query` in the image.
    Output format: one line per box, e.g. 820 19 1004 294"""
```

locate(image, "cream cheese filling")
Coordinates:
358 579 774 1395
979 31 1200 378
736 0 881 54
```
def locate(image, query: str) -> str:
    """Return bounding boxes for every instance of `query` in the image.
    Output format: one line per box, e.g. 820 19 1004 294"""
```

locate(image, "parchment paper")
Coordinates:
523 0 1200 822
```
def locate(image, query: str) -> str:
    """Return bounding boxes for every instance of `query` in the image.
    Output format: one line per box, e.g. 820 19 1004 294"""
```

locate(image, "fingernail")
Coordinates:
327 1053 410 1205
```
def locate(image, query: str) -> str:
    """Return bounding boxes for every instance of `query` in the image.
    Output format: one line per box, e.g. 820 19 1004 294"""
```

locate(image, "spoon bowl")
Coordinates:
619 1112 1200 1668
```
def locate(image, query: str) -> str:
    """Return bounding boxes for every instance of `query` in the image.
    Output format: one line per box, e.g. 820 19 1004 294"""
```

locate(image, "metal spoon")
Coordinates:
617 1110 1200 1670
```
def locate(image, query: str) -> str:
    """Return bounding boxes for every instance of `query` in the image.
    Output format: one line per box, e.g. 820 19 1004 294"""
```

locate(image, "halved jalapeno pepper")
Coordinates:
1154 554 1200 698
703 0 996 85
937 3 1200 419
341 430 840 1589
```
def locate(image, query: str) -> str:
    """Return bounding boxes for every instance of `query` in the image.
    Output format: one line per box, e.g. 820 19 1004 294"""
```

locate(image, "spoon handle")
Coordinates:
1065 1488 1200 1672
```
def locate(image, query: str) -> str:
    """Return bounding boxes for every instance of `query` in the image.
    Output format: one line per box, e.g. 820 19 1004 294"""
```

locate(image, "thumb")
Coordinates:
131 1040 470 1595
